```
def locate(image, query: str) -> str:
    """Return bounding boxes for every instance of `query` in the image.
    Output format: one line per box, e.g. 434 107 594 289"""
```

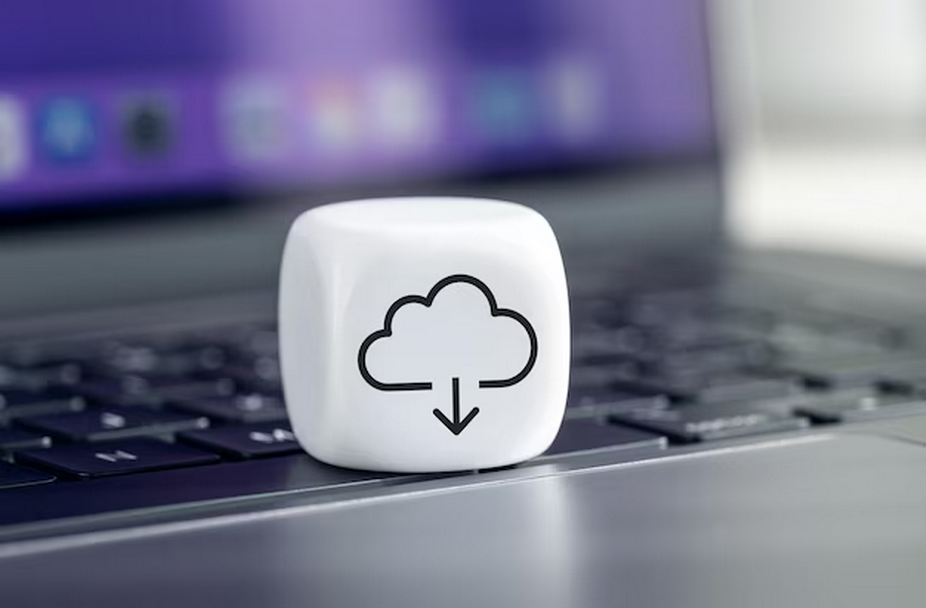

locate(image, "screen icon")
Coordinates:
0 95 27 181
36 96 97 165
470 70 535 144
121 95 175 159
222 80 288 162
305 79 361 153
546 58 604 142
367 68 437 150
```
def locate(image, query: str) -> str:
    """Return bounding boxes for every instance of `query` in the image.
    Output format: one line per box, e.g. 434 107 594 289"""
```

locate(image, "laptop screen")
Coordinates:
0 0 715 213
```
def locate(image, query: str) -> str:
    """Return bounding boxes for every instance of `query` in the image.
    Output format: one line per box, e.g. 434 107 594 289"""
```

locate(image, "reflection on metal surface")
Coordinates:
4 435 926 608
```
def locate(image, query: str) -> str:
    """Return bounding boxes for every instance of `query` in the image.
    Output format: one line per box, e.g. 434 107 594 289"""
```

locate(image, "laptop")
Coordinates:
4 1 926 606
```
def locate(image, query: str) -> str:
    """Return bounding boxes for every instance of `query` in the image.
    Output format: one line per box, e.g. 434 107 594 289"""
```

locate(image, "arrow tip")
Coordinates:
433 407 480 435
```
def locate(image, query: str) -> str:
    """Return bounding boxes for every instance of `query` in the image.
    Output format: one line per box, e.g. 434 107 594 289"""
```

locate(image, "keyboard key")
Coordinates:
650 341 777 375
0 428 52 451
217 358 282 389
0 361 84 389
622 290 725 326
572 329 653 361
180 423 302 459
79 375 237 407
569 362 644 389
877 368 926 395
611 403 809 443
766 326 887 359
0 386 85 422
694 372 802 403
18 406 209 442
170 393 288 423
538 419 666 458
767 307 904 350
3 348 93 370
794 393 926 423
0 461 55 489
733 387 876 418
196 361 283 395
220 375 282 397
237 327 279 358
661 319 765 348
574 331 774 376
774 352 926 389
103 344 228 376
15 438 219 478
620 370 800 403
0 364 19 387
201 323 278 354
565 385 667 419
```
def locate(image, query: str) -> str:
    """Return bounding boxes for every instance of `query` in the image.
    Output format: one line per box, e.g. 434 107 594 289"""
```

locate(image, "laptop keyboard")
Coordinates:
1 287 925 497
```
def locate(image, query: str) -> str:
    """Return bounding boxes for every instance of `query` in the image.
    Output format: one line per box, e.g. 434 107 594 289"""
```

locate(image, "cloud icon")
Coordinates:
358 274 537 434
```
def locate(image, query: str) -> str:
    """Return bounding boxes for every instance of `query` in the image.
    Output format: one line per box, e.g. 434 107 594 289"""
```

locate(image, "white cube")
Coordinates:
279 197 570 472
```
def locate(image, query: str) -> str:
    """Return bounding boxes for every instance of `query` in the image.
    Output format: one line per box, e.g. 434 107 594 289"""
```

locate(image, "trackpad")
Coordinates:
3 434 926 608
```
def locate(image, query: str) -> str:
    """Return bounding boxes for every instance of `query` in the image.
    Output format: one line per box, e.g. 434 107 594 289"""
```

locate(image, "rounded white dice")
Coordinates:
279 197 570 472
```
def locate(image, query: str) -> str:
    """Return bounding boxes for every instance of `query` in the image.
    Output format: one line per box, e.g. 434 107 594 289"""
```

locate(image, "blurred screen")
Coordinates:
0 0 715 211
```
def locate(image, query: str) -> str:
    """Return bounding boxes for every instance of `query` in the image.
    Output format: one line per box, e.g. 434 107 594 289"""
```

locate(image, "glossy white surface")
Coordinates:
279 197 570 472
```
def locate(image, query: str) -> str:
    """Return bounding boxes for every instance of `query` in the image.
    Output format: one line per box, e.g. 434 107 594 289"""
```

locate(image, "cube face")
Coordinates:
279 197 570 472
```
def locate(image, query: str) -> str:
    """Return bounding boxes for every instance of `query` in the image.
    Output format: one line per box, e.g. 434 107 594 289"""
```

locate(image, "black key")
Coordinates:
574 332 773 377
569 361 645 390
765 324 887 359
661 319 765 348
538 419 666 458
206 324 279 357
0 361 83 389
79 375 237 407
0 461 55 489
219 375 282 397
0 386 85 422
734 387 876 418
768 307 903 350
794 393 926 423
774 352 926 389
877 368 926 395
18 406 209 442
620 370 800 403
100 345 159 374
180 423 301 459
0 428 51 451
217 358 282 389
236 327 279 358
77 379 161 408
3 349 92 370
572 329 654 361
650 341 777 376
15 438 219 478
103 344 228 376
195 360 283 395
29 362 85 387
611 403 809 443
622 290 722 326
170 393 288 423
695 372 801 403
565 385 667 419
0 364 19 387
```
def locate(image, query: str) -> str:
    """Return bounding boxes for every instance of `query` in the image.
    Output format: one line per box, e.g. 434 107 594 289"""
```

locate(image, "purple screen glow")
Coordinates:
0 0 715 209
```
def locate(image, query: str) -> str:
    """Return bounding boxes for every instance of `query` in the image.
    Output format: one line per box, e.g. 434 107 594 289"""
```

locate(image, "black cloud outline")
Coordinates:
358 274 538 392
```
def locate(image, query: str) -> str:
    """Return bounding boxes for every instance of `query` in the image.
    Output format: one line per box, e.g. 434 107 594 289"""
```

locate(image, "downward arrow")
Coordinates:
433 377 480 435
